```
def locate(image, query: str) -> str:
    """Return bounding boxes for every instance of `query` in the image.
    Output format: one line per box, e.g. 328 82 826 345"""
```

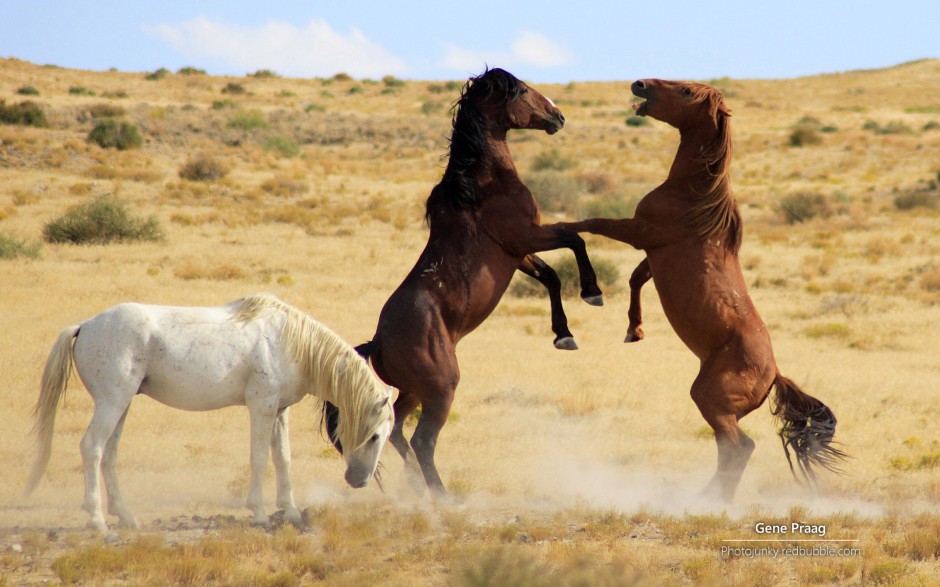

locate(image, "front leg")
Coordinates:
246 397 278 528
626 258 652 343
518 254 577 350
270 407 302 526
524 226 603 306
547 217 655 250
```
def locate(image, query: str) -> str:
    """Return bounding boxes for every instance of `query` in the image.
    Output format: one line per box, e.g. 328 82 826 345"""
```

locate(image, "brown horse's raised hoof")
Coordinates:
624 327 644 343
554 336 578 351
581 294 604 307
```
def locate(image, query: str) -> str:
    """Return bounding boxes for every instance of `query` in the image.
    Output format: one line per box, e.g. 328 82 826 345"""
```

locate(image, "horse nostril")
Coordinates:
557 112 566 125
633 80 646 91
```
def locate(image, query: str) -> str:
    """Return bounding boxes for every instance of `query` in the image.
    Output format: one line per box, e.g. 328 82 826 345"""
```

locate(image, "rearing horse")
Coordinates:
552 79 845 501
352 68 603 498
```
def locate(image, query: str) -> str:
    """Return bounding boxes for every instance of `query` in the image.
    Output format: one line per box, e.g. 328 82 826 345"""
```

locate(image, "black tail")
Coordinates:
771 373 847 487
320 341 376 456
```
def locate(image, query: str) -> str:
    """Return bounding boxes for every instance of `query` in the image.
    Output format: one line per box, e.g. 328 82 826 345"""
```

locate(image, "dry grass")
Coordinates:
2 57 940 585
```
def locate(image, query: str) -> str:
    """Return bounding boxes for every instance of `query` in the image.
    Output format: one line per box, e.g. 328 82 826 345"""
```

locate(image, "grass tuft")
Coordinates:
43 196 163 244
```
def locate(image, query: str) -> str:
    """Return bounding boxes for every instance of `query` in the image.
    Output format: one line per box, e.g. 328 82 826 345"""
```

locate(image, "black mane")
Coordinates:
424 67 524 221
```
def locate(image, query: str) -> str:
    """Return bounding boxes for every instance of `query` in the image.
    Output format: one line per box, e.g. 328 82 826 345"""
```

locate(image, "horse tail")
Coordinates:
770 372 847 486
25 325 81 496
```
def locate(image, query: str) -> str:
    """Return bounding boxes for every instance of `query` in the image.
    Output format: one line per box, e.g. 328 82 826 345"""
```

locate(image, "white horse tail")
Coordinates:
25 325 80 496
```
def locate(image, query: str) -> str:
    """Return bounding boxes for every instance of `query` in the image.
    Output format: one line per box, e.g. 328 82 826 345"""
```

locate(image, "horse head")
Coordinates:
631 79 731 132
341 385 394 488
464 67 565 134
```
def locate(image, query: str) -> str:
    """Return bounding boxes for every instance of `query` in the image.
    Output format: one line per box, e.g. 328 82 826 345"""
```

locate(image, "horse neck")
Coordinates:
666 122 727 195
479 129 517 183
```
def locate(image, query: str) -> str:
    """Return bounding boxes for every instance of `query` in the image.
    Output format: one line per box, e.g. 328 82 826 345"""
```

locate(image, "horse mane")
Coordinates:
424 67 524 222
233 294 391 452
681 84 742 254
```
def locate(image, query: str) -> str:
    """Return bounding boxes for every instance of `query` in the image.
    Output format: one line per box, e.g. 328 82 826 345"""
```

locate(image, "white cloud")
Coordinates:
439 30 574 74
146 17 407 78
511 31 574 68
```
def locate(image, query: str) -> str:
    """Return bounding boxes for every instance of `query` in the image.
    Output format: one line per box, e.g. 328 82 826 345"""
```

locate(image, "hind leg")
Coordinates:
410 383 457 501
390 391 424 494
101 406 139 529
81 399 134 532
690 345 773 502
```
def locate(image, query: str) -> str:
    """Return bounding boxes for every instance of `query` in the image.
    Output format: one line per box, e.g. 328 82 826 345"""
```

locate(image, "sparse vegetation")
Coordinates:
42 196 163 244
16 85 39 95
227 109 267 130
778 191 831 224
0 231 41 259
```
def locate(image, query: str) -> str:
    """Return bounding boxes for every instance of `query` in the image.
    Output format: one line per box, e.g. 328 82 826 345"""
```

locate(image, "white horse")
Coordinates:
26 294 394 531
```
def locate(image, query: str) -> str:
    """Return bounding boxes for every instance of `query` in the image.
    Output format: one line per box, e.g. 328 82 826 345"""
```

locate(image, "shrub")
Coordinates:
87 119 143 150
863 119 914 135
178 157 228 182
625 115 649 127
0 100 48 127
222 83 246 95
382 75 406 88
177 66 206 75
0 231 41 259
43 196 163 244
894 189 937 210
532 148 575 172
68 86 95 96
145 68 169 81
332 73 353 82
510 255 620 298
212 99 237 110
248 69 279 79
16 85 40 96
789 126 822 147
580 193 638 218
227 109 267 131
85 103 126 119
265 135 300 158
778 192 830 224
525 171 580 212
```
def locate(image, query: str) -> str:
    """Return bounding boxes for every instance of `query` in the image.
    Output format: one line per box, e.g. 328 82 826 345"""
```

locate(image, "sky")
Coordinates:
1 1 938 83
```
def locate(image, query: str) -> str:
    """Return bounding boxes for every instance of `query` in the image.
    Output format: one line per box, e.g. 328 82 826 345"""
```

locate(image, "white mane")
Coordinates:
233 294 391 452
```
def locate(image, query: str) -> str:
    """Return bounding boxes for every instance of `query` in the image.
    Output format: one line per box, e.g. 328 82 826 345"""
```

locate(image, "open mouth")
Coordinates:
631 81 649 116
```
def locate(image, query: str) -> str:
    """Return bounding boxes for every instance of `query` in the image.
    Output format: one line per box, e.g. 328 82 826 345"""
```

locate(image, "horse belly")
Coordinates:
140 323 269 411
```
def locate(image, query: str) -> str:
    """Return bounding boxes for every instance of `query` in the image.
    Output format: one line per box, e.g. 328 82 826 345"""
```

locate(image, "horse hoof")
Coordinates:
582 294 604 307
624 332 644 343
553 337 578 351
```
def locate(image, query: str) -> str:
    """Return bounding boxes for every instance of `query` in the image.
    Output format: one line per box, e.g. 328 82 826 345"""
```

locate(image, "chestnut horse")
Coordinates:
552 79 845 501
329 68 602 498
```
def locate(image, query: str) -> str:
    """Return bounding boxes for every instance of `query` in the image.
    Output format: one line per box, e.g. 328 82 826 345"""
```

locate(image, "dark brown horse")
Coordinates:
551 79 845 501
329 68 603 498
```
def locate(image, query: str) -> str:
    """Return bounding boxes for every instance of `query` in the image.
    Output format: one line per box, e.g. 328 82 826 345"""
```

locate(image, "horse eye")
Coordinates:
681 87 693 97
370 433 380 443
